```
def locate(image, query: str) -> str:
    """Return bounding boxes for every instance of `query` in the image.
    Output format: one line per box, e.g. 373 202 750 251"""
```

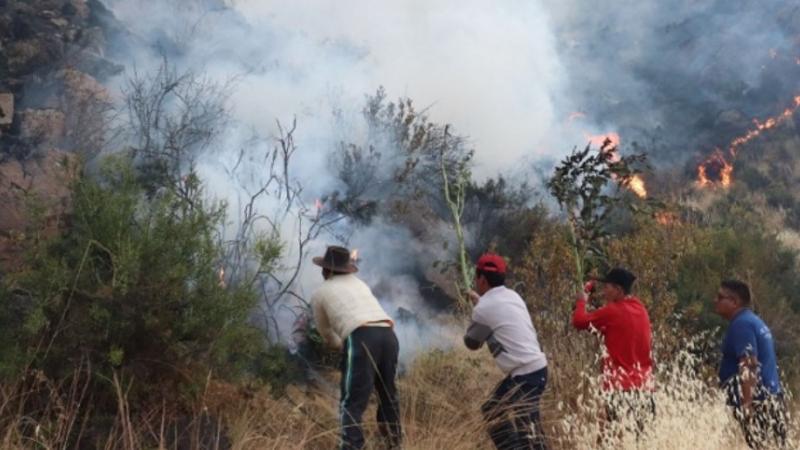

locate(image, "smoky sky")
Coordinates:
89 0 800 352
101 0 571 178
547 0 800 163
99 0 800 181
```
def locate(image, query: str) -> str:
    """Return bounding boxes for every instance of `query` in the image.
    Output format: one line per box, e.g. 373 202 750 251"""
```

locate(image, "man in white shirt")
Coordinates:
311 246 401 449
464 253 549 450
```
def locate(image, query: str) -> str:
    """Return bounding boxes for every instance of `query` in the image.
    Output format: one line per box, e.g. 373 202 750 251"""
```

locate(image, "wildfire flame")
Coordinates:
587 132 620 149
350 248 359 262
590 133 647 198
655 211 679 226
314 198 323 217
568 111 586 122
729 95 800 156
696 94 800 187
697 150 733 188
628 175 647 198
218 266 226 288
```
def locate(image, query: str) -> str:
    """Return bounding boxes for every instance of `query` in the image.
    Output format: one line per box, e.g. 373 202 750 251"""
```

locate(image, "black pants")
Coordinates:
605 389 656 437
339 326 401 450
733 395 788 449
481 367 548 450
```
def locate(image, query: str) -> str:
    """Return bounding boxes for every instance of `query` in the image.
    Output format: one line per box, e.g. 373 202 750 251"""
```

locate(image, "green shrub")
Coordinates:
0 154 265 405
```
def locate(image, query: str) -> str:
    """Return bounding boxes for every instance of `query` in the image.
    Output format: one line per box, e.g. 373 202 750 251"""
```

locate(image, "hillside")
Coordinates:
1 1 800 449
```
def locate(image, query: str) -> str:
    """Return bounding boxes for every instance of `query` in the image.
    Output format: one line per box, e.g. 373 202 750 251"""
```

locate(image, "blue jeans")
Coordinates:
481 367 548 450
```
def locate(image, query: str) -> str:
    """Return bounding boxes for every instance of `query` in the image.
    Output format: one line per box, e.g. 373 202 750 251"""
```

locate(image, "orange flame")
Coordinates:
697 164 711 187
697 94 800 187
588 133 647 198
314 199 323 218
628 175 647 198
655 211 679 226
728 95 800 156
720 162 733 188
697 150 733 188
568 111 586 122
218 266 226 288
586 132 620 149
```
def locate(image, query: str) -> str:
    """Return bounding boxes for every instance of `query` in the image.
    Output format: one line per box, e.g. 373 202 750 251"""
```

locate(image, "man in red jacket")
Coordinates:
572 268 654 431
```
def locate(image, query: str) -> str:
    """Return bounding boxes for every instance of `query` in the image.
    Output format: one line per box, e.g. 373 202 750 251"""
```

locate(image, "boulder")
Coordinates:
18 108 66 148
0 149 77 273
0 93 12 126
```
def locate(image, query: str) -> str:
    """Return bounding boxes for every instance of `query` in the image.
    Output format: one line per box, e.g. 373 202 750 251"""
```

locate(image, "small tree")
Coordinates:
1 154 263 402
439 125 473 309
123 59 229 199
546 138 649 288
219 119 348 345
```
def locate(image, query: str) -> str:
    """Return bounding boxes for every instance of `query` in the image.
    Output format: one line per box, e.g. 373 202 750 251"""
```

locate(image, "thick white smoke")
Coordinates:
99 0 578 359
233 0 569 175
97 0 800 360
105 0 572 176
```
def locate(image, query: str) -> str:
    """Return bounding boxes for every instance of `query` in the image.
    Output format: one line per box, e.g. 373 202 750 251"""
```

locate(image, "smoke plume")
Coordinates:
95 0 800 358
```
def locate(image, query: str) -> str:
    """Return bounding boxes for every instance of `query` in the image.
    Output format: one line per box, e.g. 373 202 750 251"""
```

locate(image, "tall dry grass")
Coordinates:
0 329 796 449
211 329 799 449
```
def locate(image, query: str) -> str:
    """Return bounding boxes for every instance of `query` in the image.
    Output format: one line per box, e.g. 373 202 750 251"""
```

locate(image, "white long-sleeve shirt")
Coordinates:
311 273 393 349
464 286 548 376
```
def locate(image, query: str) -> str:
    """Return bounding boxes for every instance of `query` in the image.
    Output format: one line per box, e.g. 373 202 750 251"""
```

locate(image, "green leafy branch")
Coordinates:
546 138 650 287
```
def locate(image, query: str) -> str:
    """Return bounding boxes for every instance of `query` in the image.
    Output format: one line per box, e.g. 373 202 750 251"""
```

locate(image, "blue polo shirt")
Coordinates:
719 309 782 403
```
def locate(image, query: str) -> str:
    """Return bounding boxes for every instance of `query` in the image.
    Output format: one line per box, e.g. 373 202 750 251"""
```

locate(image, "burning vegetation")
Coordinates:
696 94 800 188
3 1 800 449
627 174 647 198
697 150 734 188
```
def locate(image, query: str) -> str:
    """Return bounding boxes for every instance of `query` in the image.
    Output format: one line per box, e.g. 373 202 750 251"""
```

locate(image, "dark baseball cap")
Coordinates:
596 268 636 292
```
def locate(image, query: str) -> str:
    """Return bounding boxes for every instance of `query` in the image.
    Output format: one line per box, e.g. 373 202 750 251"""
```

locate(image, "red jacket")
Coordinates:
572 296 653 390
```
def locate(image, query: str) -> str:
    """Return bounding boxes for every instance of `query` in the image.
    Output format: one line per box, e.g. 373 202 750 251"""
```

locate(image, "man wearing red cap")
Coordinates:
464 253 549 450
571 268 654 432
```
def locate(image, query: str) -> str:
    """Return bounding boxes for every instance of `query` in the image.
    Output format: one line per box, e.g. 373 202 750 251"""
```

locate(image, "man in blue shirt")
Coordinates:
714 279 787 448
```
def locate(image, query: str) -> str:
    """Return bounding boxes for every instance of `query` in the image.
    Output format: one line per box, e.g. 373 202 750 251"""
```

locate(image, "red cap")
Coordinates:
476 253 507 274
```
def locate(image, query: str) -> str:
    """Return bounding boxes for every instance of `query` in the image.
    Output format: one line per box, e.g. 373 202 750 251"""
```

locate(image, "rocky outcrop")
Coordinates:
0 94 13 127
1 0 120 160
0 149 78 272
0 0 118 273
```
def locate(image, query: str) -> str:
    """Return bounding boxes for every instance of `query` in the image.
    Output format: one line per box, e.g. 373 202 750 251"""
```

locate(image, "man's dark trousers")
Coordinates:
482 366 548 450
339 325 401 450
734 394 788 449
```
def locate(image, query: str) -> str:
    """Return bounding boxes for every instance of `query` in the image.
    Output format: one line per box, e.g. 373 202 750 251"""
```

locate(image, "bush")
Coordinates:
0 154 265 406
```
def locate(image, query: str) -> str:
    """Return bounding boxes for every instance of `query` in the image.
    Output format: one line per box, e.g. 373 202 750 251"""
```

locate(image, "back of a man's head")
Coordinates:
477 269 505 287
323 268 351 279
476 253 507 288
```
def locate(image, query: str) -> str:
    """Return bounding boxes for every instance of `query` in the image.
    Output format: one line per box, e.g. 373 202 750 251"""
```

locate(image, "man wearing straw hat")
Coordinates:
310 245 401 450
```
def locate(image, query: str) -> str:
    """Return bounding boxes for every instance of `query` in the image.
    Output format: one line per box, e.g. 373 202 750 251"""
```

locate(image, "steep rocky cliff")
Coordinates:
0 0 119 272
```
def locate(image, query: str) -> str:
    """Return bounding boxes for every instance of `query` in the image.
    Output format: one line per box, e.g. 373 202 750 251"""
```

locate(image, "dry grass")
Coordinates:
205 329 799 449
216 324 798 450
0 329 797 449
